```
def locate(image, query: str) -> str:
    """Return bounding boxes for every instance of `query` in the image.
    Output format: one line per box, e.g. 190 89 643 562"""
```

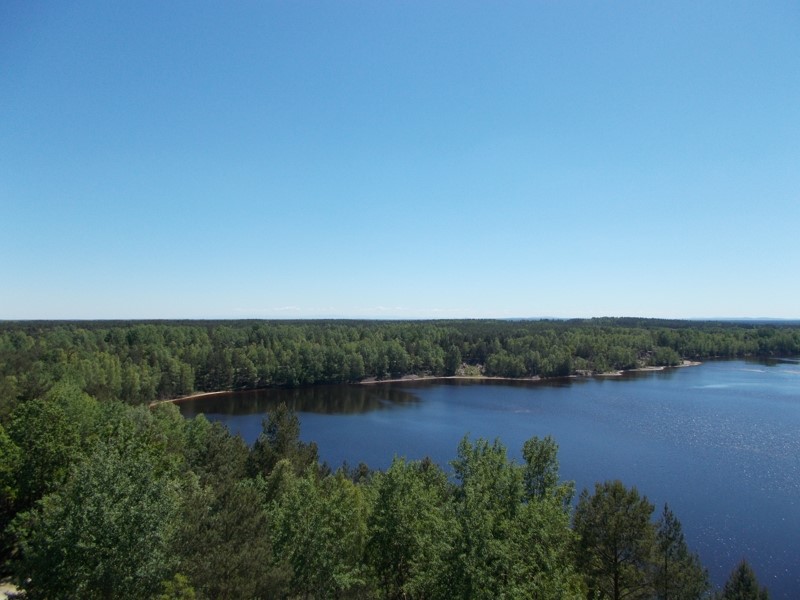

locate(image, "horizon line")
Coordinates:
2 316 799 323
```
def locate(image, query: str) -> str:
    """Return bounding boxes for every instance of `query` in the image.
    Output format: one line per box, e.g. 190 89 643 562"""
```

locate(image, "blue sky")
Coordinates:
2 1 799 319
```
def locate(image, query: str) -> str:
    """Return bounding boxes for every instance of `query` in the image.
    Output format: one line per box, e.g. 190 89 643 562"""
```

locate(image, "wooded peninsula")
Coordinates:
1 318 794 598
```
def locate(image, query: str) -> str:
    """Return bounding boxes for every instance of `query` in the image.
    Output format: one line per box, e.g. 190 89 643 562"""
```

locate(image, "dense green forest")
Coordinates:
1 319 799 412
0 319 788 598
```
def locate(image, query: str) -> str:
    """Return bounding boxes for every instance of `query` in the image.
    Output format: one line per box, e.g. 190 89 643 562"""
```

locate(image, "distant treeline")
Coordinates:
1 318 799 409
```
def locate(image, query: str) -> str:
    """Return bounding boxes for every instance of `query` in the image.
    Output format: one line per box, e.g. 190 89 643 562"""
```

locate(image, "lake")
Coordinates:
178 359 800 597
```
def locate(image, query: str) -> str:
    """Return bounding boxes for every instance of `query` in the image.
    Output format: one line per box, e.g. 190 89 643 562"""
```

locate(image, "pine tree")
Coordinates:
654 503 709 600
718 559 769 600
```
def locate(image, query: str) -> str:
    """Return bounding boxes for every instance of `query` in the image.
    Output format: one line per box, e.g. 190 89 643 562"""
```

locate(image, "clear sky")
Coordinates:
2 1 798 320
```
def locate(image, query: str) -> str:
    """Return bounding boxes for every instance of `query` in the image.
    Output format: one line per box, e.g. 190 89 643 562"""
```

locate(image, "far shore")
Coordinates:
359 374 544 385
359 360 702 384
594 359 702 377
153 360 702 407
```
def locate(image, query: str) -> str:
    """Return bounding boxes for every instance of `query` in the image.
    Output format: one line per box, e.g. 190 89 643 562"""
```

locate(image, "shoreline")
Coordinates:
359 374 544 385
360 360 702 384
154 360 702 405
594 359 702 377
149 389 236 407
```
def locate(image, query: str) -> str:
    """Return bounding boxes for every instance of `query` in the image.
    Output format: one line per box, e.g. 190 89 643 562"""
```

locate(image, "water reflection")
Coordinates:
177 384 420 417
176 370 683 418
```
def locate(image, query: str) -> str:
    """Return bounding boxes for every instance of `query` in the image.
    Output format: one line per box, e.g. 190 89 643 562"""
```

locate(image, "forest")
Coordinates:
1 318 799 412
0 318 790 598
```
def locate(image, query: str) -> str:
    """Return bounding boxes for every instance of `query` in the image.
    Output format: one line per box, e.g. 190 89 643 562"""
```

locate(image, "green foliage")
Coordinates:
651 347 683 367
655 503 709 599
444 344 462 376
12 440 181 600
367 457 455 599
5 397 71 506
247 402 319 477
266 464 369 598
1 319 797 405
718 559 769 600
0 424 20 506
574 480 656 600
509 494 583 599
0 423 21 565
0 376 19 421
522 435 573 502
485 349 527 377
573 487 709 600
171 478 289 599
450 436 582 599
450 436 524 599
45 381 103 440
184 415 249 488
159 574 197 600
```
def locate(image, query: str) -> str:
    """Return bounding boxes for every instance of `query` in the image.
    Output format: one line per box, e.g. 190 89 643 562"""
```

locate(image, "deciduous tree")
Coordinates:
367 457 455 599
13 440 180 600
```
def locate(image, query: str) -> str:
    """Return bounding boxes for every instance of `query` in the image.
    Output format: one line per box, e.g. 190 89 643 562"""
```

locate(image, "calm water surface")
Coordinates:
179 359 800 597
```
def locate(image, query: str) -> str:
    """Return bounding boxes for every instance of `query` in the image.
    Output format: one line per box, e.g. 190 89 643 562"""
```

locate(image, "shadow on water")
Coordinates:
177 384 421 417
176 370 686 418
747 356 800 366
